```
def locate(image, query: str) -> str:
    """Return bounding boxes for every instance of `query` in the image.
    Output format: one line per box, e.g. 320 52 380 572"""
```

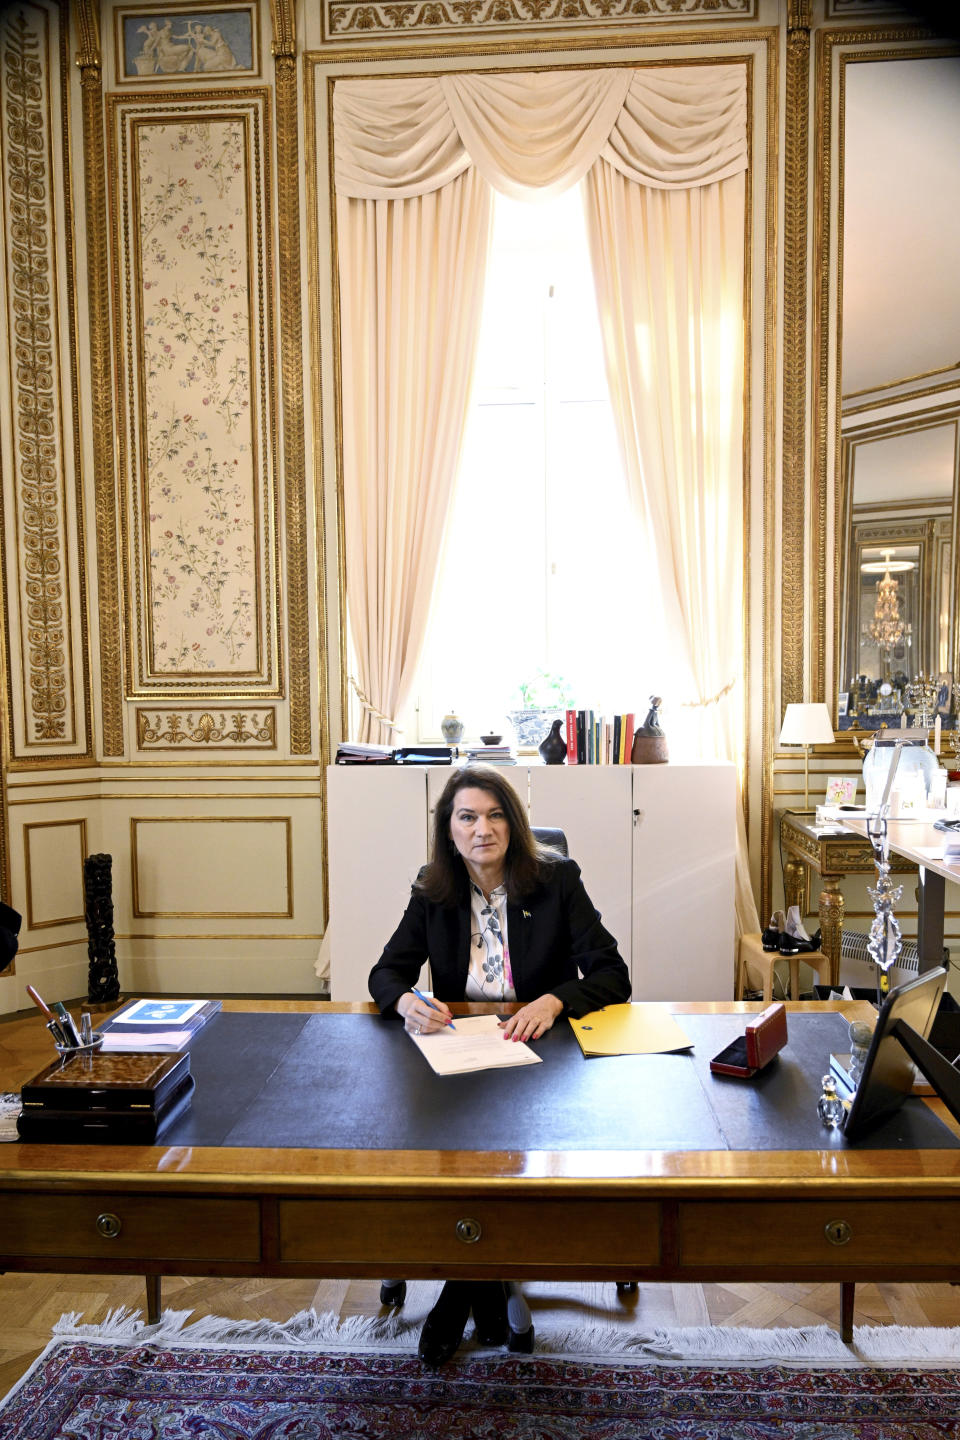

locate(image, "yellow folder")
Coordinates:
569 1003 694 1057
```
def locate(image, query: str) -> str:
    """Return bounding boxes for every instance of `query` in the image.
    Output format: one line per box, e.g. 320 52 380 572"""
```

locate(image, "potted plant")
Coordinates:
508 670 574 749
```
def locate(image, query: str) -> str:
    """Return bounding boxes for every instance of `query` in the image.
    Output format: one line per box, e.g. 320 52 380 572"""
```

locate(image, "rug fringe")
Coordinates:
47 1306 960 1367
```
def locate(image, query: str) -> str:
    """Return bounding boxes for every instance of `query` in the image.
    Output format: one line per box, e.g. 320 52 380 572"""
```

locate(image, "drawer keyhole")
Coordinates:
824 1219 852 1247
455 1218 482 1244
96 1212 123 1239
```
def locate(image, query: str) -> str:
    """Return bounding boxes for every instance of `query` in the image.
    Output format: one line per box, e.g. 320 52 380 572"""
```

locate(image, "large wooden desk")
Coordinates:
3 999 960 1346
780 811 918 986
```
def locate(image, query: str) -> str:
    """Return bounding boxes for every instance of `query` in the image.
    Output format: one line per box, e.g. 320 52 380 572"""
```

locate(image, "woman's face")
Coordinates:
448 786 510 880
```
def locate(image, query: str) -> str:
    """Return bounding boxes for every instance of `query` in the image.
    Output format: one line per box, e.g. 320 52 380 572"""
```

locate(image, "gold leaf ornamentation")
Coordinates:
326 0 752 34
136 707 276 748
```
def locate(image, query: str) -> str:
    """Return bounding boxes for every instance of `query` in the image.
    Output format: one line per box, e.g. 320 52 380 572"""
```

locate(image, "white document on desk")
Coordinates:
410 1013 542 1075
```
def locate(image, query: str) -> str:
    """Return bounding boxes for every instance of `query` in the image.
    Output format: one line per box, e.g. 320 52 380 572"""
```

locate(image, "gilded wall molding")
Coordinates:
322 0 755 41
271 1 313 755
136 705 277 747
76 0 125 756
107 89 283 699
779 2 809 717
0 0 91 759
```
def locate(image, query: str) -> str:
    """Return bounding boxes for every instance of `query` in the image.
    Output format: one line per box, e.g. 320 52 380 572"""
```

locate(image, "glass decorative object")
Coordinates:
862 735 938 813
865 814 903 1009
848 1021 874 1087
817 1074 845 1129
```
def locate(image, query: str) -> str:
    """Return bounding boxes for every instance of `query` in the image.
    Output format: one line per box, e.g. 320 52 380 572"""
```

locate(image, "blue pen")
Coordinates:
412 987 456 1030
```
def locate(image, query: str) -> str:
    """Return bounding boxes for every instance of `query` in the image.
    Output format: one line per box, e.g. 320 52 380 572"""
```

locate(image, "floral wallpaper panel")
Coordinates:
135 115 263 676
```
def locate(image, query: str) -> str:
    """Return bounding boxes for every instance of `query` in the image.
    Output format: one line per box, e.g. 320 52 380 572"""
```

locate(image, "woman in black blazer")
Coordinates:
368 762 630 1365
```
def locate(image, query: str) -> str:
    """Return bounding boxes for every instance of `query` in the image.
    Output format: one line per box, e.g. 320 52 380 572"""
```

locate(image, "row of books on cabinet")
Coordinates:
565 710 635 765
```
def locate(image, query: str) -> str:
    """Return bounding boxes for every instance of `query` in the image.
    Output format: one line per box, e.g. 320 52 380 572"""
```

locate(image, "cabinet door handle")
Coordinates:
96 1212 123 1239
455 1218 482 1244
824 1220 852 1246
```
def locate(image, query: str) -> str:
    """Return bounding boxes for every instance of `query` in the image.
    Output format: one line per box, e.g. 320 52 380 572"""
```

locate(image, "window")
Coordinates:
402 185 675 744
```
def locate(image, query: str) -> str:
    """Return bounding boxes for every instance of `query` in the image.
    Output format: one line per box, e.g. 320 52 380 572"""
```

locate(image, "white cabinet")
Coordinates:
326 762 735 1002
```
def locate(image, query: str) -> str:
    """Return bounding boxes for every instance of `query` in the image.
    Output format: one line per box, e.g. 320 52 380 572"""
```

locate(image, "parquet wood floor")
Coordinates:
1 1272 959 1397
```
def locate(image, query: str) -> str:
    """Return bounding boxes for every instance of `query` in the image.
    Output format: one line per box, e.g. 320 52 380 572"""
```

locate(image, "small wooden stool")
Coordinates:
737 932 834 1002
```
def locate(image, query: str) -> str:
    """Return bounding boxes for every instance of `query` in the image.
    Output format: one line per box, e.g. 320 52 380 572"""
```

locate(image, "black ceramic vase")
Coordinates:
539 718 567 765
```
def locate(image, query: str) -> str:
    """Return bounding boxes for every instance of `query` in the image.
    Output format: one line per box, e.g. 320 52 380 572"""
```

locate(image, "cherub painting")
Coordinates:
121 8 256 80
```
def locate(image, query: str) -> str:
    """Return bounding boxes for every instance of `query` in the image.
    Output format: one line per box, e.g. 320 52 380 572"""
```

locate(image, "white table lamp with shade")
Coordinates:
779 702 836 810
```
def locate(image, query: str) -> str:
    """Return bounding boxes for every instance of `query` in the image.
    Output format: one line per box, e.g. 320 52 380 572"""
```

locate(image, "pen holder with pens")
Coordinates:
54 1033 103 1058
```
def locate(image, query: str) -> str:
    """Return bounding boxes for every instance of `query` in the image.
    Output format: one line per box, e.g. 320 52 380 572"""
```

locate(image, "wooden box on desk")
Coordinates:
17 1050 193 1143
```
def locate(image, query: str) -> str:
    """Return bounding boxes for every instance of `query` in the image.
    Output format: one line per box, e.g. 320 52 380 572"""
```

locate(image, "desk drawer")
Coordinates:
679 1201 960 1270
2 1194 261 1262
280 1199 660 1267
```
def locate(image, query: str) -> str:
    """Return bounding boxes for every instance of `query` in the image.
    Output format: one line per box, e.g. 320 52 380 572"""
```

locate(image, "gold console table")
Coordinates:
779 811 918 987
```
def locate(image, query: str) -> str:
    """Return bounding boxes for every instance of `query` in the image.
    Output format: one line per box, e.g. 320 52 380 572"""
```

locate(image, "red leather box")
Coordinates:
710 1002 788 1078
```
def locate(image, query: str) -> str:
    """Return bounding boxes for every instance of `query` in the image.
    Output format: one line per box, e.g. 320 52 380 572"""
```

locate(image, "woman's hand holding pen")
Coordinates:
396 990 454 1035
500 993 563 1043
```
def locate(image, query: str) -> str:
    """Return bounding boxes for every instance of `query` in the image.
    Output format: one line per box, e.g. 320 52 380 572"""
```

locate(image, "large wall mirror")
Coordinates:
835 47 960 731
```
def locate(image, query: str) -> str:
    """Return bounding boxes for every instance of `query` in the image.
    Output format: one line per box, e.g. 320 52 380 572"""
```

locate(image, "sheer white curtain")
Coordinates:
582 162 758 934
337 171 493 742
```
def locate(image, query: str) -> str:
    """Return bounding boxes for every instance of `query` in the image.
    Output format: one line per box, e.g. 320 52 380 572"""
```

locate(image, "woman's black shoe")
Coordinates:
780 928 821 955
471 1281 508 1345
379 1280 406 1307
508 1323 535 1353
761 910 786 951
418 1281 472 1367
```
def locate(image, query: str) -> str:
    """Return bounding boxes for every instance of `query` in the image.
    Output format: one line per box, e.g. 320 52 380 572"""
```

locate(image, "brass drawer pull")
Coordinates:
455 1218 482 1244
96 1212 123 1239
824 1220 852 1247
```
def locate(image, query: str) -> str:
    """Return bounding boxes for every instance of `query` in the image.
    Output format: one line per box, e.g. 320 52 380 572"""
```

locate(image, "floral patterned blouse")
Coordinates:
464 880 517 1001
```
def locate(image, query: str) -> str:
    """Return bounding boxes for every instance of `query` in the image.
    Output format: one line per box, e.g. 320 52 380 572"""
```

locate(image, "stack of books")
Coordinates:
564 710 635 765
99 997 222 1053
465 744 515 765
335 742 396 764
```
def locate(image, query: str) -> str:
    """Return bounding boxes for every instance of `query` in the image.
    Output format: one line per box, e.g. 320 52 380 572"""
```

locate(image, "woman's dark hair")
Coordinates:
417 764 561 906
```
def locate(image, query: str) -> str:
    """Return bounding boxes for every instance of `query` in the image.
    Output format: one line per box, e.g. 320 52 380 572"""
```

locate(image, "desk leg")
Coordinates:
841 1282 855 1344
917 867 947 970
145 1275 161 1325
819 881 844 989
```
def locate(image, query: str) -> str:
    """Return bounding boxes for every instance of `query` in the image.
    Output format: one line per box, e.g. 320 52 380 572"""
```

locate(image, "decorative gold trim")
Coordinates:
758 23 780 923
130 814 294 916
779 5 809 716
23 816 87 929
322 0 757 42
271 6 312 755
843 377 960 421
136 706 277 747
76 0 125 757
3 6 69 744
844 361 960 402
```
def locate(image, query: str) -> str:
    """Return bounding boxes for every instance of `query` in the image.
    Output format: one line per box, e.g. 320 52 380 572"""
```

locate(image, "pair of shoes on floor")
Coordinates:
418 1281 510 1367
762 906 821 955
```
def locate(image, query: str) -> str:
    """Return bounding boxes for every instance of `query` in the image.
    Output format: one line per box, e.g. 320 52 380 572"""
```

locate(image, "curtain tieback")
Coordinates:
680 677 736 709
348 675 402 731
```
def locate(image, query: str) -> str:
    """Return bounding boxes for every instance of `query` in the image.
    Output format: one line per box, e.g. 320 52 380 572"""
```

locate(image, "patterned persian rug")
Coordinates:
4 1310 960 1439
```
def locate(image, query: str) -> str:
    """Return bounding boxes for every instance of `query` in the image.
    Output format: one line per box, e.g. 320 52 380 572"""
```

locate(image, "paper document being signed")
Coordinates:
410 1013 542 1075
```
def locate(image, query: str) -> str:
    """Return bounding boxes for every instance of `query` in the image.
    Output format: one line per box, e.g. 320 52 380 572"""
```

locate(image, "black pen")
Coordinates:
412 987 455 1030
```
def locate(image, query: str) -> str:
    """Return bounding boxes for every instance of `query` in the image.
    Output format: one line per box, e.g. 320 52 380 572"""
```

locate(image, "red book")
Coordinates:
623 713 635 764
565 709 578 765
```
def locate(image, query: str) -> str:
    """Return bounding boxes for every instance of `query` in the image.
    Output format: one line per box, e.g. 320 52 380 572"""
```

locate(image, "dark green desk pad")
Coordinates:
165 1011 960 1152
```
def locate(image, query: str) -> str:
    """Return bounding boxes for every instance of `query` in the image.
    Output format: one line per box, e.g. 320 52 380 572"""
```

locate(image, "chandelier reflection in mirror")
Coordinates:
862 550 913 675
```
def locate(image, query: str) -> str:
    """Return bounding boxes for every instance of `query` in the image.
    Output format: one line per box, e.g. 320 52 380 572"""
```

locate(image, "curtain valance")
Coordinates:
333 65 747 201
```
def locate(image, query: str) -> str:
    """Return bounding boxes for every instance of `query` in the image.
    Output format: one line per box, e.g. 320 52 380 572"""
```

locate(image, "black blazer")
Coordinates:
368 857 630 1019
